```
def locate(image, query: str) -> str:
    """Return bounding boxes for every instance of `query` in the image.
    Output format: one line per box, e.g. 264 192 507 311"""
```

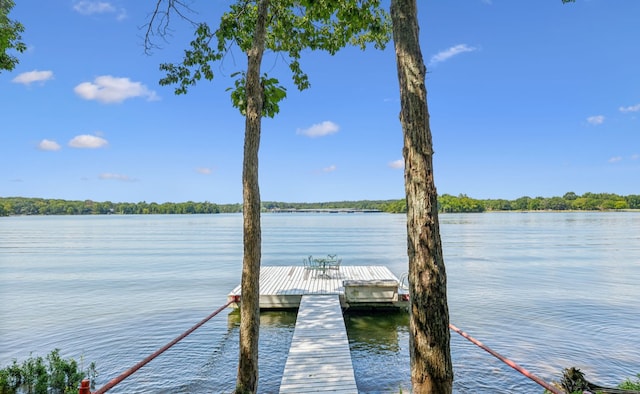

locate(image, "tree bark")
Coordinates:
236 1 268 393
390 1 453 393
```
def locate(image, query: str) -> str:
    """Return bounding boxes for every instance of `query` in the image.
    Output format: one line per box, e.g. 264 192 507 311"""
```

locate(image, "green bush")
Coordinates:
619 373 640 390
0 349 96 394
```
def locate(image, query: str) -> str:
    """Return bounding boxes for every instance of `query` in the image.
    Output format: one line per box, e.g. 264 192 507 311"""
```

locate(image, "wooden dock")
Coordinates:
279 294 358 393
227 265 408 310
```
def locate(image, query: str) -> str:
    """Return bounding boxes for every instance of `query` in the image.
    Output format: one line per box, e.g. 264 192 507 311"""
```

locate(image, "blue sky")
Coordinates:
2 1 638 204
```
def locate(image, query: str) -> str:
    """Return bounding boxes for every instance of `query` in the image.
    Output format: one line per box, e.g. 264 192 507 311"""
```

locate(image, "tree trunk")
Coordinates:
390 1 453 393
236 1 268 393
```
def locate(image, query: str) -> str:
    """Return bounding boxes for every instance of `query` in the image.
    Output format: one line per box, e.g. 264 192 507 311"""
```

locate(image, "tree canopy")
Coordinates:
150 0 390 117
0 0 26 72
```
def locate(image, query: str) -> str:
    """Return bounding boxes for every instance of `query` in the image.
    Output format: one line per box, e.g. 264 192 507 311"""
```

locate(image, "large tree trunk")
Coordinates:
390 1 453 393
236 1 268 393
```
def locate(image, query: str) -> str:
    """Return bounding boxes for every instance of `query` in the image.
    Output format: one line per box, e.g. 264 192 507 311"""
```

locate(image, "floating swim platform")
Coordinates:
227 265 408 310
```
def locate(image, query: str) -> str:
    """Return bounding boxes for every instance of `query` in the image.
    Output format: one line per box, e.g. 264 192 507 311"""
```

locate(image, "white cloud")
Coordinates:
12 70 54 86
73 1 127 20
68 134 109 148
322 165 337 173
74 76 159 104
99 173 134 182
429 44 477 66
38 139 61 151
73 1 115 15
619 103 640 113
196 167 213 175
587 115 604 125
608 156 622 163
388 159 404 169
631 154 639 161
296 121 340 138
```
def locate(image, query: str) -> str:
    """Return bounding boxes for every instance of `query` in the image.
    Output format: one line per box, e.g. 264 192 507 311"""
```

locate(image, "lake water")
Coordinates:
1 212 639 393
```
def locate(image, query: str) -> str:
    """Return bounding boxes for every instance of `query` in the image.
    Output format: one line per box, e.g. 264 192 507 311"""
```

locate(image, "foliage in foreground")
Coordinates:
619 374 640 390
0 349 96 394
544 368 640 394
0 0 26 72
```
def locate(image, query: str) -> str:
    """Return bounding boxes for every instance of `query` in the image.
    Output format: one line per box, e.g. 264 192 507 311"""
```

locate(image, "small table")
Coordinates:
309 256 340 279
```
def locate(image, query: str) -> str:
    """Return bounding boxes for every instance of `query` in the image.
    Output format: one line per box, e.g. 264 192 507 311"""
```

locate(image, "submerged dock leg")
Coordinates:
279 294 358 393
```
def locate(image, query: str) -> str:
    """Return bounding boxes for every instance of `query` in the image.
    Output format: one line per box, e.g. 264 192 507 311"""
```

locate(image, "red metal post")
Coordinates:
78 379 91 394
92 300 233 394
449 323 562 394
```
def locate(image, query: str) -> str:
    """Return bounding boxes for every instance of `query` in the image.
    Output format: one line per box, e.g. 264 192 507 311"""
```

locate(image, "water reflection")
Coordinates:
220 311 297 393
346 312 408 352
226 309 412 393
346 311 411 393
226 310 298 329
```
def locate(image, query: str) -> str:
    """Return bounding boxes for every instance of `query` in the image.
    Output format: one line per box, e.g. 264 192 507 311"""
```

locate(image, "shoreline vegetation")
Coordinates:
1 192 639 216
0 349 97 394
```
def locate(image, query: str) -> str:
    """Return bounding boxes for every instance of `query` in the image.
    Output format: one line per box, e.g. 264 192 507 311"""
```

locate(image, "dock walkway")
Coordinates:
279 294 358 393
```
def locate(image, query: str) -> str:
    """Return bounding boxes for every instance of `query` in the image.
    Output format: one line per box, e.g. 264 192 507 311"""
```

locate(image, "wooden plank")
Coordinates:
228 265 404 309
279 295 358 393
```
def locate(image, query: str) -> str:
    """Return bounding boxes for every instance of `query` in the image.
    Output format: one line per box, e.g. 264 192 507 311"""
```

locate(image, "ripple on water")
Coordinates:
2 213 639 393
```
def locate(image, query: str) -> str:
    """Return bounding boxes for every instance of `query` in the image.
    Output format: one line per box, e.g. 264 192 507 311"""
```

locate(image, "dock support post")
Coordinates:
78 379 91 394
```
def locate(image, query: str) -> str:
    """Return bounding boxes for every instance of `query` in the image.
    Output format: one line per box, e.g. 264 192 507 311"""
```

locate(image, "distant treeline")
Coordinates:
440 192 640 213
0 198 238 216
383 192 640 213
1 192 639 216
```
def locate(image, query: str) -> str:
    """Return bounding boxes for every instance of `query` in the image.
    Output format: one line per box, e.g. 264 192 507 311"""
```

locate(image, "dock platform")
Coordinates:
279 294 358 393
227 265 408 310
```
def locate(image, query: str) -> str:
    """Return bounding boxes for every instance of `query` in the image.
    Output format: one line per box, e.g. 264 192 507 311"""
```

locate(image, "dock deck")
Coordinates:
227 265 408 310
279 294 358 393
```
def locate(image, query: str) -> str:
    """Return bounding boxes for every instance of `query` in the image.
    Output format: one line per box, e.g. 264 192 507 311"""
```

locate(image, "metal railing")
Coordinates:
79 297 238 394
77 297 563 394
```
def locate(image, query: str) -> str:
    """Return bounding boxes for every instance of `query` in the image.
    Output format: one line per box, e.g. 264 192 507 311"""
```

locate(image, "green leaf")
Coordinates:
225 72 286 118
157 1 391 118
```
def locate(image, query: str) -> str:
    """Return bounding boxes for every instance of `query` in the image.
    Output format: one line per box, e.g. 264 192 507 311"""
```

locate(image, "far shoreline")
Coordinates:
2 193 639 216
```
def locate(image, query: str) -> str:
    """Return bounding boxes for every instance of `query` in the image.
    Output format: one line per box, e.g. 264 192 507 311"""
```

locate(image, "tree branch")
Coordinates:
143 0 198 55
